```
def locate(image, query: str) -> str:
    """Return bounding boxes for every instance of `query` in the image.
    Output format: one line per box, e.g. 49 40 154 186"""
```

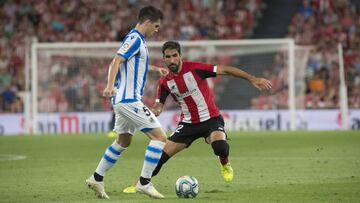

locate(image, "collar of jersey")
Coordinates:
130 29 145 41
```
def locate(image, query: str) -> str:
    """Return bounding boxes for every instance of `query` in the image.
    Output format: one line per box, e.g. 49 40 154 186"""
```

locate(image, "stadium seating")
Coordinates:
251 0 360 109
1 0 359 112
0 0 264 112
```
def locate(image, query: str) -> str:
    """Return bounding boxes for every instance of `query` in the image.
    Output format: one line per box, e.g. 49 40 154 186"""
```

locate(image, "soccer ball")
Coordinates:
175 176 199 198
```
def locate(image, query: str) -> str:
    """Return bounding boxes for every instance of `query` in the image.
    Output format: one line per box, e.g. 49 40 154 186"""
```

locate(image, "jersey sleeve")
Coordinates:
156 80 170 104
116 35 141 59
193 62 217 79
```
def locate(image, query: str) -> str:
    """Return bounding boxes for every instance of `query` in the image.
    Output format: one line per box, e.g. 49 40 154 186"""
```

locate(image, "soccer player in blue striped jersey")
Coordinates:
86 6 167 199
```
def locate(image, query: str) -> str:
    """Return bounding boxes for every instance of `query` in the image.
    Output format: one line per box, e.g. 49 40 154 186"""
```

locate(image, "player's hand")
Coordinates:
151 106 162 116
151 102 164 116
151 108 161 116
158 67 169 77
251 77 272 91
103 86 115 97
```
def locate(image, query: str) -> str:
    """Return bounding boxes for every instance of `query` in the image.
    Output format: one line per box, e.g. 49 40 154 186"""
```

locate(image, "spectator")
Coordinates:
264 0 360 110
308 71 325 93
10 96 23 113
1 85 16 112
1 0 265 112
298 0 314 20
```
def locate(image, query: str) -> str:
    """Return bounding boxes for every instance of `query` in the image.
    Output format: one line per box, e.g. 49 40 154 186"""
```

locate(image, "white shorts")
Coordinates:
113 101 161 135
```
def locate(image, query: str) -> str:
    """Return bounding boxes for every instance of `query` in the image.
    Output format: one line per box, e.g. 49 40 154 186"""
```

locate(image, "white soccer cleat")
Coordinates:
85 175 109 199
135 181 164 199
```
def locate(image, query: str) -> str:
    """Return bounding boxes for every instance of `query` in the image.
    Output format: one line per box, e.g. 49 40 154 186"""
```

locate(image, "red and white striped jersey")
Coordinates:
157 61 220 123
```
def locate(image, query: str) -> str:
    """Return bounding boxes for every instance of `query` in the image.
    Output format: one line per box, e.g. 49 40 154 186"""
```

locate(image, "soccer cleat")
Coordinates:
220 163 234 182
135 181 164 199
122 185 136 194
85 175 109 199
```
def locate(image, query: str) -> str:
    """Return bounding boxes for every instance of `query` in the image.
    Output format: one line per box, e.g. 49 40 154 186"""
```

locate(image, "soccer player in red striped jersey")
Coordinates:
123 41 272 193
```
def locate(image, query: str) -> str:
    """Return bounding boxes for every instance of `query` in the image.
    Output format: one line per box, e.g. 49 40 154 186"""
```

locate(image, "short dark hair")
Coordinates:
162 41 181 56
138 6 163 23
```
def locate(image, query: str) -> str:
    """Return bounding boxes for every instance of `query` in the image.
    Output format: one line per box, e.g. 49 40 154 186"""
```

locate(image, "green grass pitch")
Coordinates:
0 131 359 203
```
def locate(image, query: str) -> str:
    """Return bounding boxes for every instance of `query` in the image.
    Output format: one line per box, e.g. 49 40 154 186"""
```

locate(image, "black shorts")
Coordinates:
168 115 226 147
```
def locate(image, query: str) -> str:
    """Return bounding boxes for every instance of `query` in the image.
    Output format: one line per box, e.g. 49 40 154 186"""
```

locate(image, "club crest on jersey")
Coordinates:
121 43 130 51
187 77 193 83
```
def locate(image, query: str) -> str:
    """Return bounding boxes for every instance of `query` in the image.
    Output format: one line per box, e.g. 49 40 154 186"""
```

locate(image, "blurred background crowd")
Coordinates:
251 0 360 110
0 0 359 113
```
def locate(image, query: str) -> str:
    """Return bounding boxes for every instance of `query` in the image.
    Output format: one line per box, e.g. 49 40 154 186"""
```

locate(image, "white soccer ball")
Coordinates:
175 175 199 198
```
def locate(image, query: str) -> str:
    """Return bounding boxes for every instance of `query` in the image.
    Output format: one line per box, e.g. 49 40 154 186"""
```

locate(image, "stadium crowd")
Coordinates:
1 0 359 113
0 0 263 113
251 0 360 109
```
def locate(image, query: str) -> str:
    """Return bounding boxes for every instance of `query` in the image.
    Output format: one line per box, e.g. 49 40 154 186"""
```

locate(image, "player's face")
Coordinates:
145 19 161 37
164 49 181 73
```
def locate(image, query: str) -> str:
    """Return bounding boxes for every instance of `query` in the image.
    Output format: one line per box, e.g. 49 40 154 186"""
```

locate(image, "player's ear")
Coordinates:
140 19 149 26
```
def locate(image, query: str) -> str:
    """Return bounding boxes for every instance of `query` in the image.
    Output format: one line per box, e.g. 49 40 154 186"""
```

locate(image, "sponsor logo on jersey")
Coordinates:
133 107 139 113
173 89 197 99
149 117 155 123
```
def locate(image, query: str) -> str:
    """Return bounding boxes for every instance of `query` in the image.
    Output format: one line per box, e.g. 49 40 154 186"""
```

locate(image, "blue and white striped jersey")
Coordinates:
112 29 149 104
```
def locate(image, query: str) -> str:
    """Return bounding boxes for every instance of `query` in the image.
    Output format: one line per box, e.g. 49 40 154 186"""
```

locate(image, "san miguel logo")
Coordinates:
60 114 80 133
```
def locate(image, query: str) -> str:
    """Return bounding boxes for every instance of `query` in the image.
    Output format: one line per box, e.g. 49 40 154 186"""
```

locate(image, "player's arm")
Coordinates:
217 65 272 91
103 55 125 97
151 82 170 116
104 34 141 97
149 64 169 76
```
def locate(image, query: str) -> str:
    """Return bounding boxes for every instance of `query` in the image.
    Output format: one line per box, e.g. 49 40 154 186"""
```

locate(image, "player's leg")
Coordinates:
140 127 167 184
151 122 201 177
207 131 229 165
86 134 130 199
207 131 233 182
123 139 187 194
133 127 166 198
86 107 133 199
122 103 167 198
122 139 186 194
152 139 187 177
205 116 233 182
123 123 192 194
93 133 132 181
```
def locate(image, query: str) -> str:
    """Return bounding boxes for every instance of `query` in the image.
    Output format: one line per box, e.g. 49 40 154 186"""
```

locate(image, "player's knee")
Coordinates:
117 133 132 147
211 140 229 157
152 151 170 177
